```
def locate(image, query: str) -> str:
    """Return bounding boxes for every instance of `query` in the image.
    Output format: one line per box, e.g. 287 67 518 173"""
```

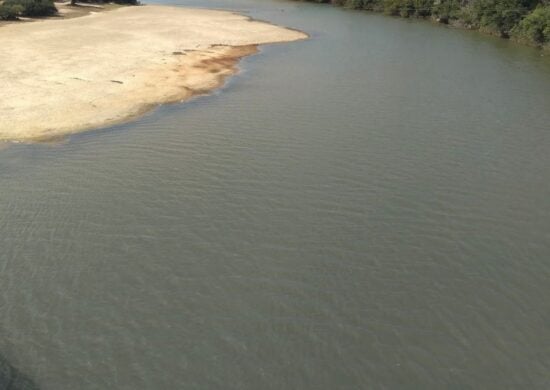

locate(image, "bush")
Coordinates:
383 0 404 15
432 0 460 22
399 0 415 17
467 0 538 36
2 0 57 17
382 0 434 16
513 5 550 44
345 0 366 8
414 0 434 17
340 0 382 10
0 3 24 19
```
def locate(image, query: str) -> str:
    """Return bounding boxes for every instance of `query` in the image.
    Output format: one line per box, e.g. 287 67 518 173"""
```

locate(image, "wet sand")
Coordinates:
0 5 306 141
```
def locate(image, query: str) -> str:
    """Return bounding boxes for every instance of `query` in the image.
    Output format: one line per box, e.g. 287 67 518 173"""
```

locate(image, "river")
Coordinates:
1 0 550 388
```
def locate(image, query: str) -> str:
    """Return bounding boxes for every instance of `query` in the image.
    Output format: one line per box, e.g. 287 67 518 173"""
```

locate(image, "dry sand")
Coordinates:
0 5 306 142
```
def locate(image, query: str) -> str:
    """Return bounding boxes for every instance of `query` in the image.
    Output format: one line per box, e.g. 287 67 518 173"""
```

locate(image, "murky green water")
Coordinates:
1 1 550 388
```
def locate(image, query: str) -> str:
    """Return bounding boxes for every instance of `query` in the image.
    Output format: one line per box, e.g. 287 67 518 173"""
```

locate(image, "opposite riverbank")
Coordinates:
0 5 306 142
295 0 549 50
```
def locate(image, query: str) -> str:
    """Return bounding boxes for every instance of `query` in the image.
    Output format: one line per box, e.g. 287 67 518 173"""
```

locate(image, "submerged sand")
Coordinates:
0 5 306 141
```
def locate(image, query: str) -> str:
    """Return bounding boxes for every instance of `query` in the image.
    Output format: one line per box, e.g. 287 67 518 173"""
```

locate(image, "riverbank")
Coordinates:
0 5 306 142
295 0 549 50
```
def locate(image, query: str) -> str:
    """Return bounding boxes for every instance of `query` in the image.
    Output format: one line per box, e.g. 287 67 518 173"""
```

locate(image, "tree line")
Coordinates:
297 0 550 47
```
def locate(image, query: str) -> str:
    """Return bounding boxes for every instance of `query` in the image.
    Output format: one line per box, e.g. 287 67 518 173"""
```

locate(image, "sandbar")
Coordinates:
0 5 306 142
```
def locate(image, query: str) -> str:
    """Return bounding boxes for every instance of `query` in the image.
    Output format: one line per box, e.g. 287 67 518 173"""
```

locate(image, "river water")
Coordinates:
1 0 550 388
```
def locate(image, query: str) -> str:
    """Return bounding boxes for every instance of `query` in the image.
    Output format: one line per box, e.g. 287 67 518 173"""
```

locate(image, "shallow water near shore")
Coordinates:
1 0 550 388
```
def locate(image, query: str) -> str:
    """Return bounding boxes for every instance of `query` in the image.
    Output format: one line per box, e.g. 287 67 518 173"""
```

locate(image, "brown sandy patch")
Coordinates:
0 5 307 142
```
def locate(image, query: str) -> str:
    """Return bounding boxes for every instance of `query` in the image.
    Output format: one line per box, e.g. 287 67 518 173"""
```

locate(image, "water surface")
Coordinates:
1 1 550 388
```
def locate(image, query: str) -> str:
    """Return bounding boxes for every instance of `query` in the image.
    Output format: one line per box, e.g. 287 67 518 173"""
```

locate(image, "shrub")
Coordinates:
432 0 460 22
382 0 433 16
399 0 415 17
513 5 550 44
2 0 57 17
345 0 366 8
0 3 24 19
342 0 384 10
383 0 404 15
467 0 538 36
414 0 434 17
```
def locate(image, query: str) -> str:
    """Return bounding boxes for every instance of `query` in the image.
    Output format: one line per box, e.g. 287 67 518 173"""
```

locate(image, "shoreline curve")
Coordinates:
0 5 307 142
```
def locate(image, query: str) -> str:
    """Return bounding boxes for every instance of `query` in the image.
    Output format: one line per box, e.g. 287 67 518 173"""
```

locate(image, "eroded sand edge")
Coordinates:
0 5 307 142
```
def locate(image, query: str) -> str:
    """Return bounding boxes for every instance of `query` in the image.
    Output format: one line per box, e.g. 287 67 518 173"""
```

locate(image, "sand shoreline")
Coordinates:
0 5 307 142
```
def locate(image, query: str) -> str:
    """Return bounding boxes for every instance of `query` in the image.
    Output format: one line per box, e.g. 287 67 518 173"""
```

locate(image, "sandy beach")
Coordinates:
0 5 306 142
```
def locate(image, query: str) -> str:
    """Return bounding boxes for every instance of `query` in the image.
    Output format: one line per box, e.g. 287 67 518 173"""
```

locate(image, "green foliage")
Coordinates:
299 0 550 47
343 0 382 10
400 0 416 16
382 0 434 16
464 0 539 35
513 5 550 43
414 0 434 16
382 0 405 15
0 3 24 19
2 0 57 17
345 0 367 9
432 0 460 22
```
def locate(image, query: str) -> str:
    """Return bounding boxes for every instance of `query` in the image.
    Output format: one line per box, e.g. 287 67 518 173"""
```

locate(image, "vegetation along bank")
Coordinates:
297 0 550 48
0 0 137 21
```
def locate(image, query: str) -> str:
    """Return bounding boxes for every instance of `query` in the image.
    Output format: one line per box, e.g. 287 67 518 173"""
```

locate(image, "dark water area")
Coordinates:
1 0 550 388
0 354 38 390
